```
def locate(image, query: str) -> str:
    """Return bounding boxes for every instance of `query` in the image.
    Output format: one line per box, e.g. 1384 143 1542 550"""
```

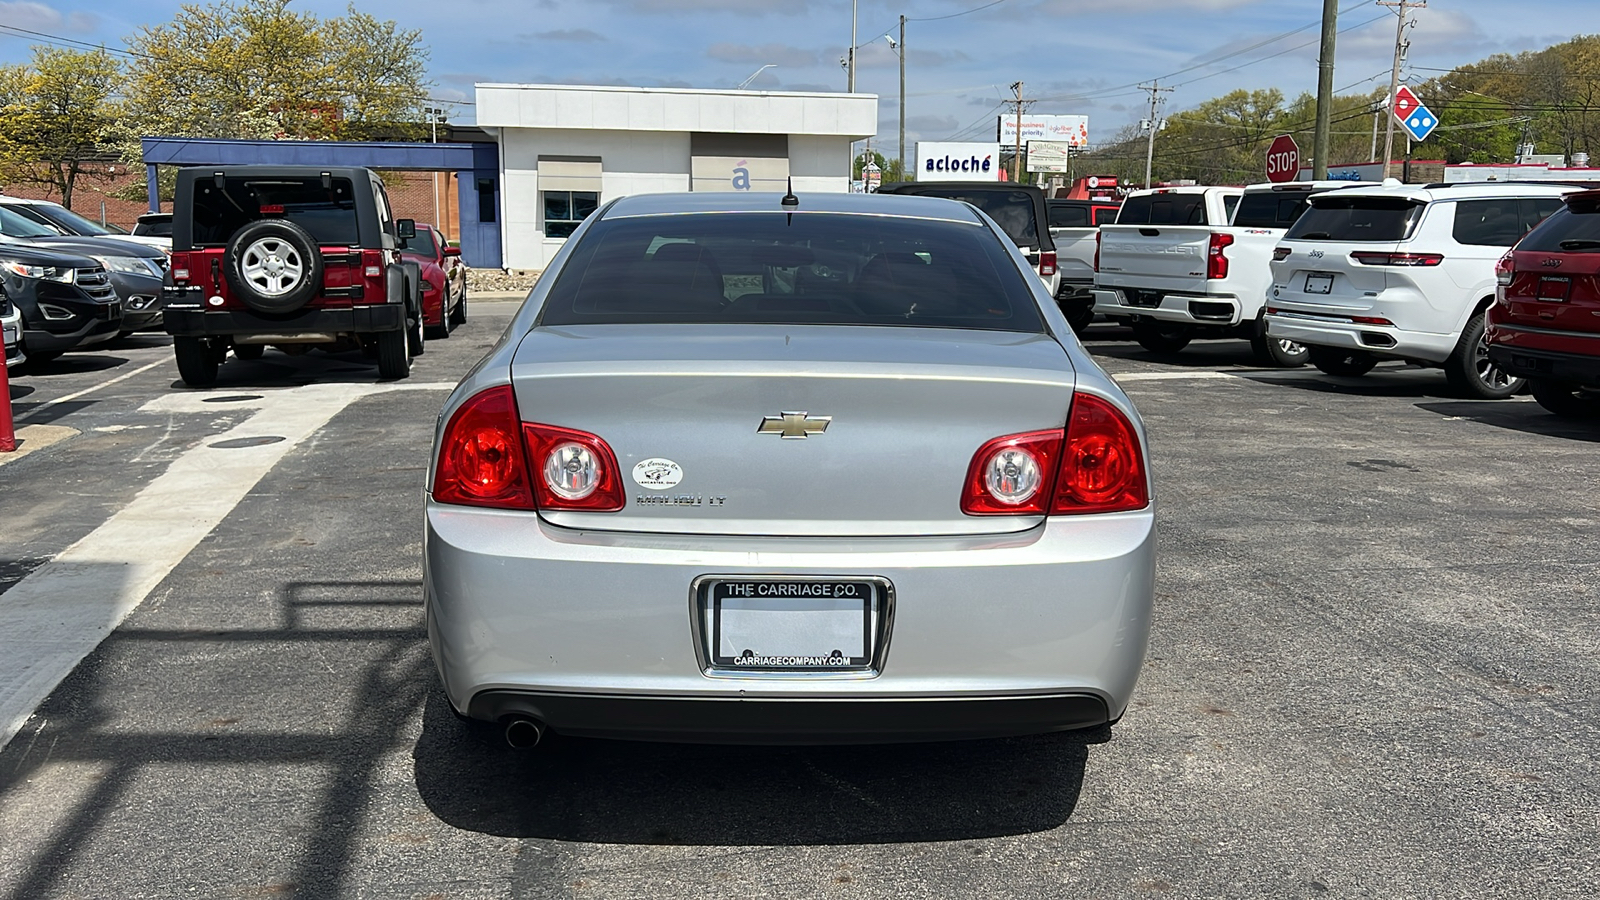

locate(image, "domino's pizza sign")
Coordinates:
1392 86 1438 142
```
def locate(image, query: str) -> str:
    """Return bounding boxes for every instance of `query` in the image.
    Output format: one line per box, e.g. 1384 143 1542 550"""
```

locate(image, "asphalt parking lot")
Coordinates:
1 303 1597 898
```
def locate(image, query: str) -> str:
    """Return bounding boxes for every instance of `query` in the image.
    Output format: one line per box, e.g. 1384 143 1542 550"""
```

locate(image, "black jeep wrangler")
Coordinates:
161 166 424 386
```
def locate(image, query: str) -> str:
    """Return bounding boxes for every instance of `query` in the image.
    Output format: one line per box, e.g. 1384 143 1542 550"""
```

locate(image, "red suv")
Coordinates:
1487 189 1600 418
162 166 424 386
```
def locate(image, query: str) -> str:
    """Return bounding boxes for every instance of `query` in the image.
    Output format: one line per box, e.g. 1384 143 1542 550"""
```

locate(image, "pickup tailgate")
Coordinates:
1095 225 1213 294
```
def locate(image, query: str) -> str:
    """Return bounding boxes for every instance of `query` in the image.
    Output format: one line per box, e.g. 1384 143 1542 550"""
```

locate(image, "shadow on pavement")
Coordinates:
1415 401 1600 442
413 690 1101 846
22 354 129 377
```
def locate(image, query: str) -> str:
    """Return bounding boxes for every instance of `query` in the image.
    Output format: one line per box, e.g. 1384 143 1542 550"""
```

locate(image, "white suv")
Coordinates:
1264 181 1571 398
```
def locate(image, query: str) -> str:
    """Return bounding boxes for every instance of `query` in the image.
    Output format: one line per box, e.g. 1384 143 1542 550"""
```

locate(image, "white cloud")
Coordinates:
0 0 96 34
706 42 818 67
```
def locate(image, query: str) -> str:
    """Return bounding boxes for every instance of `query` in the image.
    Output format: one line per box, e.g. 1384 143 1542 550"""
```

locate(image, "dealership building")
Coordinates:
475 83 878 271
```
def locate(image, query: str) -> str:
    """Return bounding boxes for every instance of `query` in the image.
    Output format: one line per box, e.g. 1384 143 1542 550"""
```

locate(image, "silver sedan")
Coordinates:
425 190 1154 747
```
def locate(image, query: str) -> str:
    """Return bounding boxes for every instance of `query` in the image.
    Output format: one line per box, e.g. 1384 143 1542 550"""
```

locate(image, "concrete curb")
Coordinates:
465 291 529 301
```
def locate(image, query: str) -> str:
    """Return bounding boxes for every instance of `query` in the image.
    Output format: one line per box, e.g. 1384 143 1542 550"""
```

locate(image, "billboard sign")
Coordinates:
998 115 1089 148
1027 140 1073 173
916 142 1000 181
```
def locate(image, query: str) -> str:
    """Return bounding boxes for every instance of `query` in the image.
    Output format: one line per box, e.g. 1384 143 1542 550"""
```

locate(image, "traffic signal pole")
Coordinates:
1378 0 1425 180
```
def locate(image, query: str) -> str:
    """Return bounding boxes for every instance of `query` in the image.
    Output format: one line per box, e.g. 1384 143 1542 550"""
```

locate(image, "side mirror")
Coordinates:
442 246 461 258
396 218 416 239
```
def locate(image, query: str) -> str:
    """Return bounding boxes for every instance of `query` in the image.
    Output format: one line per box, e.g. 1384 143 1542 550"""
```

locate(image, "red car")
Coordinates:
399 224 467 339
1487 189 1600 418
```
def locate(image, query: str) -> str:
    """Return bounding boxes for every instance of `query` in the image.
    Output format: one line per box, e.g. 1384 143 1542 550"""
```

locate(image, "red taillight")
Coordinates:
433 386 535 509
1349 315 1395 326
170 251 191 283
1207 232 1234 280
1054 392 1148 514
362 249 386 280
522 422 625 511
1093 231 1102 272
961 430 1063 515
1039 250 1057 277
961 393 1149 517
1496 251 1515 286
259 204 285 214
1351 251 1444 267
1273 246 1291 262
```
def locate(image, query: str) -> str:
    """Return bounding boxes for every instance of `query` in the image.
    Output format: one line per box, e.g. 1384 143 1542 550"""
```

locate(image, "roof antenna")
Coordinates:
781 177 798 208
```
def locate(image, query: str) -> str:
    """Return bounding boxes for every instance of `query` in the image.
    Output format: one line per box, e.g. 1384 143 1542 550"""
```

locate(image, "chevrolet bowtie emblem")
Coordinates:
757 411 832 439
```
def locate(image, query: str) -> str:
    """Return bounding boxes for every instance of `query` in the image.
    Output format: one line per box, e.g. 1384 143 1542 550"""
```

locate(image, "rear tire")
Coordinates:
1249 315 1309 367
375 326 411 380
232 343 264 361
1309 346 1377 377
1444 309 1523 399
1529 379 1600 418
1131 319 1191 354
174 336 220 387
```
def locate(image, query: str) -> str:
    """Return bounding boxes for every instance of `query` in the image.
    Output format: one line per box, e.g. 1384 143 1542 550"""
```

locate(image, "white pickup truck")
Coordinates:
1092 182 1367 366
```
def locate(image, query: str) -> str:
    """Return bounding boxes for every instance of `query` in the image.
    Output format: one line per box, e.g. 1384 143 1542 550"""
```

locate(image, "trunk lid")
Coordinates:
510 324 1077 536
1504 248 1600 335
1271 240 1399 313
1095 224 1214 294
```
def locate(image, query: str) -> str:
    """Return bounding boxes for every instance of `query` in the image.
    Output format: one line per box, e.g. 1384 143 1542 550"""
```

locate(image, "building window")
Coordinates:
544 191 598 238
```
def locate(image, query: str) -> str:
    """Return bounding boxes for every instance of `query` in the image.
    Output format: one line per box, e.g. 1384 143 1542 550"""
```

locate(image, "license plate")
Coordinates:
1538 276 1571 302
699 577 885 671
1304 273 1334 295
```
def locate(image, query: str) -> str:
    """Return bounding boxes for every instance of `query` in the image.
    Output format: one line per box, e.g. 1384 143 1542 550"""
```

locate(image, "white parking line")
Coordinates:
0 380 453 750
1113 370 1239 382
17 359 167 424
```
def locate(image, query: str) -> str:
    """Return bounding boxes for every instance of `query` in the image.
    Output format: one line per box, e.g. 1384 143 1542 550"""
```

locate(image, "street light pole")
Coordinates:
848 0 857 92
899 16 906 177
426 106 442 229
1378 0 1424 180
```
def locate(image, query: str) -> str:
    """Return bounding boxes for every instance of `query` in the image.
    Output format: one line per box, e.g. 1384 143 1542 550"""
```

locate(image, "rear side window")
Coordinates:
1048 204 1088 228
1093 207 1118 226
1232 192 1316 229
1516 202 1600 252
902 189 1040 248
1284 197 1423 242
1452 199 1526 246
539 212 1044 333
191 176 359 246
1117 193 1207 225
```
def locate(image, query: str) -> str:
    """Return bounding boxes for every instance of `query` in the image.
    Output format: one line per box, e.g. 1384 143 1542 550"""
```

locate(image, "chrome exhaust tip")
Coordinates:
504 717 545 749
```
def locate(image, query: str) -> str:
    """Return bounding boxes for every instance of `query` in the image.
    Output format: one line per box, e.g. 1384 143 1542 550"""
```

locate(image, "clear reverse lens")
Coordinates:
984 447 1043 505
542 441 600 500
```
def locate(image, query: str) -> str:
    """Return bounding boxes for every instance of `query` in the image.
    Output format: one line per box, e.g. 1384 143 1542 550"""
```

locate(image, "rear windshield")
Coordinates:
538 212 1045 333
134 218 173 237
1232 191 1320 229
191 176 360 246
1048 204 1088 228
1116 193 1208 225
897 189 1040 248
1284 196 1423 242
1502 200 1592 251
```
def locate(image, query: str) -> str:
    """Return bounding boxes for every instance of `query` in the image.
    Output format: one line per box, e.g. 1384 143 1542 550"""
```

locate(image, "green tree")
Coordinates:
0 47 123 209
122 0 431 143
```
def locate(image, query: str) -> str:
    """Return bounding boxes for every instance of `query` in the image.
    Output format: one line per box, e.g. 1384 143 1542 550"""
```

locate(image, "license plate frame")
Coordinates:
1537 276 1571 302
1304 272 1335 295
691 576 893 675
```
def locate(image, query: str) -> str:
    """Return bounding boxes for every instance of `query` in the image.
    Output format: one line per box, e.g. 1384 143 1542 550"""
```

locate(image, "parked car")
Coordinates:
0 242 122 363
1047 198 1121 334
1486 188 1600 417
0 205 167 333
161 165 423 386
1265 182 1570 398
2 286 23 370
875 181 1060 299
133 213 173 239
425 190 1154 747
0 196 171 252
398 223 466 339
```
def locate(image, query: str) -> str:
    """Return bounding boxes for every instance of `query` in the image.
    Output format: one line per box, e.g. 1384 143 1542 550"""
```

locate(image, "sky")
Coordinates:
3 0 1599 153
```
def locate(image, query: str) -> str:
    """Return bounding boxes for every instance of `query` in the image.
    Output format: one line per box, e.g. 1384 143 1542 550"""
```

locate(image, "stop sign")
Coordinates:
1266 134 1300 184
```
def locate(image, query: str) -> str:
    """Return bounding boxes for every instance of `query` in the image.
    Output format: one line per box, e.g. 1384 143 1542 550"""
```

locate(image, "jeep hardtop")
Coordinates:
162 165 424 386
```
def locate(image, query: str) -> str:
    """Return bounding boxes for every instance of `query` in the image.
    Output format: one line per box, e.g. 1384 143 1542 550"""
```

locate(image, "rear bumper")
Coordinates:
469 690 1110 744
425 505 1155 743
1264 310 1457 362
1487 344 1600 386
163 304 404 337
1092 288 1243 326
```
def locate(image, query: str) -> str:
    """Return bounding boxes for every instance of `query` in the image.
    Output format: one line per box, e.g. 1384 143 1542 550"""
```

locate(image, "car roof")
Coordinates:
1307 181 1577 203
1240 181 1379 193
1123 185 1242 197
601 190 988 224
0 197 56 206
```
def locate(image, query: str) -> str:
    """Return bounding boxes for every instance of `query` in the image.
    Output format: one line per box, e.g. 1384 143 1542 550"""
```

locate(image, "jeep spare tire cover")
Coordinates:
224 219 324 315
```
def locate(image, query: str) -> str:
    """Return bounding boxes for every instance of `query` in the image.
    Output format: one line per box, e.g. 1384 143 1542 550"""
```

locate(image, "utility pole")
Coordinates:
899 15 906 178
1312 0 1338 179
1378 0 1424 180
1004 82 1035 183
1139 82 1173 189
848 0 857 92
